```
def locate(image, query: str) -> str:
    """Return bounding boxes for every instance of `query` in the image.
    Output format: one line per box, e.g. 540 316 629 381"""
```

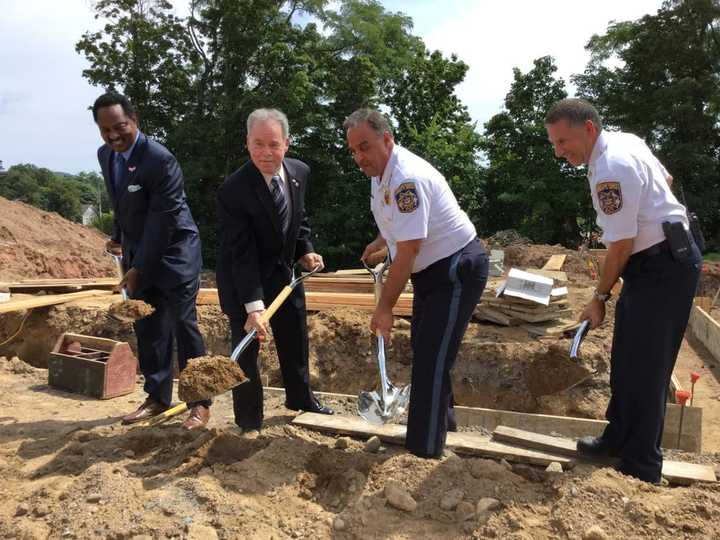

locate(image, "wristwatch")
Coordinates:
593 289 611 302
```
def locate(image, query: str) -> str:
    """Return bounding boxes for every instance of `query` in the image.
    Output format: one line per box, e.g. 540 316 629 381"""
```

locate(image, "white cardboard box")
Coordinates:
502 268 553 305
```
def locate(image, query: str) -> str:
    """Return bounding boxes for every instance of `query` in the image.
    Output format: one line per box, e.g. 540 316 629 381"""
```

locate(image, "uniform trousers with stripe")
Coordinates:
601 237 701 483
406 238 488 458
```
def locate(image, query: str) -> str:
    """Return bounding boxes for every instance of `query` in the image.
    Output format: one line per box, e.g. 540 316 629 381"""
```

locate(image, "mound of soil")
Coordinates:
178 355 248 402
107 299 155 322
0 196 115 281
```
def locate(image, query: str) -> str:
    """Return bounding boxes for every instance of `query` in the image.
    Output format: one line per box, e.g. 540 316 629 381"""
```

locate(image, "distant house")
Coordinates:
81 204 98 226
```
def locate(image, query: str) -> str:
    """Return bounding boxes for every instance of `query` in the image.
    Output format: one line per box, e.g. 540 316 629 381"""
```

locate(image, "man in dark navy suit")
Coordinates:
93 92 210 430
216 108 333 435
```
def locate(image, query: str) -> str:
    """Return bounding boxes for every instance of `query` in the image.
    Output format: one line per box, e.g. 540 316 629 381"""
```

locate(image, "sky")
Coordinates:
0 0 664 175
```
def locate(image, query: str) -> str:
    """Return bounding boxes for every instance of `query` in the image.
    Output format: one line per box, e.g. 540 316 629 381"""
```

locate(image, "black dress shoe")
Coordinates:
286 400 335 415
576 436 615 457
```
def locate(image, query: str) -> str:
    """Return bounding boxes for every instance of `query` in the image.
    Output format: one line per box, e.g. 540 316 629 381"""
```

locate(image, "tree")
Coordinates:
482 57 590 246
574 0 720 248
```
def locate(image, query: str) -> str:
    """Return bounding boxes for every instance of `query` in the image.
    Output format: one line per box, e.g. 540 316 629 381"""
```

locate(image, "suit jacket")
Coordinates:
216 158 314 318
98 132 202 290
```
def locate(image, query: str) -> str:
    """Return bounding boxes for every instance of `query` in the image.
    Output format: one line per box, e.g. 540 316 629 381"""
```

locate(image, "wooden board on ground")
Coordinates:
474 306 519 326
0 289 114 314
482 299 568 314
521 319 581 337
542 254 567 271
498 307 573 324
689 305 720 363
292 412 574 468
491 425 715 484
524 269 568 283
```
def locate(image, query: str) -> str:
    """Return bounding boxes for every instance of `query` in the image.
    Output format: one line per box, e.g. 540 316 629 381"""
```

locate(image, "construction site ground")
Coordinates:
2 201 720 538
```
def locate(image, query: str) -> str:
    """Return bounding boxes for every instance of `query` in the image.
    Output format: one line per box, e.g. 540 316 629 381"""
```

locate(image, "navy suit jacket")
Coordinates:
215 158 314 318
98 133 202 290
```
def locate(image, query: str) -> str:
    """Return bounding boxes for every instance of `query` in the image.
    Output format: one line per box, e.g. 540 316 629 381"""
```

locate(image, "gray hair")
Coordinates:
247 108 290 138
544 98 603 130
343 108 393 137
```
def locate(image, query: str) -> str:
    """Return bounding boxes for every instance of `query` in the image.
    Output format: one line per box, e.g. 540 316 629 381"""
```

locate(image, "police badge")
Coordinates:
596 181 623 215
394 182 419 213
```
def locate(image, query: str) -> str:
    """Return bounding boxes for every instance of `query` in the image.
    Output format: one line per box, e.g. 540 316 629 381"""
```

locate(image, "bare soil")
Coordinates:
108 299 155 323
0 196 115 281
178 356 248 403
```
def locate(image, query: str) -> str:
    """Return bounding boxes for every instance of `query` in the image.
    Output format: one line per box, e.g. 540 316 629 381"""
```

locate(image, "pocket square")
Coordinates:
127 184 142 193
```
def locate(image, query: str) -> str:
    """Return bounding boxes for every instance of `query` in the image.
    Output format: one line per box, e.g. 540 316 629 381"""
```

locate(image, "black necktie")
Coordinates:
270 175 289 234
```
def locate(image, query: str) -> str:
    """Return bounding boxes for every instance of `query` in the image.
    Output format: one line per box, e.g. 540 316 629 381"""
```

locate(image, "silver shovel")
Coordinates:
357 258 411 425
106 249 129 301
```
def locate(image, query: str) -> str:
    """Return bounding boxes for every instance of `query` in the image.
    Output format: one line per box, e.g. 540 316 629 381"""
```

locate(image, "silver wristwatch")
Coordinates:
593 289 611 302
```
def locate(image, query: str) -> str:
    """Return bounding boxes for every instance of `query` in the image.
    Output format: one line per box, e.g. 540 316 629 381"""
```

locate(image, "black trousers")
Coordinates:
229 280 315 430
406 238 488 458
134 276 209 408
602 239 701 483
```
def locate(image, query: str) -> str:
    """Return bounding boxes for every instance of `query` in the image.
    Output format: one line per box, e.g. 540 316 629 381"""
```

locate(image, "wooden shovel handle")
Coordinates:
262 285 293 322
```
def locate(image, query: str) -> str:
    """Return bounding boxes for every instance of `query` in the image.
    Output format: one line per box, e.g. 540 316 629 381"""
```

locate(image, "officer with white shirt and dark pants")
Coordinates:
545 98 701 484
344 108 488 459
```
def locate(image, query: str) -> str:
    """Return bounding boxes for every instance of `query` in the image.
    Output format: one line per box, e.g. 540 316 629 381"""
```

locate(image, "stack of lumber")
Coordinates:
0 278 117 293
0 289 114 314
474 255 580 335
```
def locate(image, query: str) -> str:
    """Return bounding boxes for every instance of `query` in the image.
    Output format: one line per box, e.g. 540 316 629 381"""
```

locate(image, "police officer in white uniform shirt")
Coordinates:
344 108 489 459
545 98 701 484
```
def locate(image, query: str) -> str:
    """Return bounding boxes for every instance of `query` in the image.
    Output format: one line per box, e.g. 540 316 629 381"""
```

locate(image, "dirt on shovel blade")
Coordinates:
108 299 155 322
522 343 593 397
178 355 248 403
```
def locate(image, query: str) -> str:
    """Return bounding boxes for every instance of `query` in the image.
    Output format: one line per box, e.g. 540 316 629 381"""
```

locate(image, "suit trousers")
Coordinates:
406 238 488 458
134 276 209 408
229 278 315 430
601 238 701 483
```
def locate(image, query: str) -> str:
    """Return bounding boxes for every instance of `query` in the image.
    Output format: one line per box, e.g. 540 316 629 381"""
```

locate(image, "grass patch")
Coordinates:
704 252 720 262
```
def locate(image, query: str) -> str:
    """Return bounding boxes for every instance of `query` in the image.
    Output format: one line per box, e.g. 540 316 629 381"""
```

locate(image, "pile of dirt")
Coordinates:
699 260 720 298
107 299 155 322
178 355 248 402
498 243 591 276
0 196 115 281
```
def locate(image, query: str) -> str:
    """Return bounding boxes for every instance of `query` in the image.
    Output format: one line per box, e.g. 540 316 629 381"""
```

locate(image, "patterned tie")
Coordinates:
270 175 289 234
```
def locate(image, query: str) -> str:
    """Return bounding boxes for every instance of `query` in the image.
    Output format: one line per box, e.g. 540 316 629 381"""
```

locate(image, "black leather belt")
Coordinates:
632 240 670 259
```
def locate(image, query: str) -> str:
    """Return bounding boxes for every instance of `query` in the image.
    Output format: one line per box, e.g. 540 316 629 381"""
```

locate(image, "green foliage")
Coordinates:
481 57 591 246
77 0 477 269
0 164 106 223
91 211 116 235
574 0 720 248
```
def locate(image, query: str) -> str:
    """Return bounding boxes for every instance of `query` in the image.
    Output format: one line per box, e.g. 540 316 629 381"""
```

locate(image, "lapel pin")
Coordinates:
291 178 299 187
128 166 136 173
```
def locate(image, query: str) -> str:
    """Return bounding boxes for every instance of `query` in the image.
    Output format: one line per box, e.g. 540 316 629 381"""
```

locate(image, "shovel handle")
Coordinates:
262 285 293 322
135 402 188 427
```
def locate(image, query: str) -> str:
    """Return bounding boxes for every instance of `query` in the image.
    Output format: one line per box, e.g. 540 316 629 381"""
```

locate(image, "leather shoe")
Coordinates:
576 436 615 457
286 399 334 415
182 404 210 431
121 398 169 425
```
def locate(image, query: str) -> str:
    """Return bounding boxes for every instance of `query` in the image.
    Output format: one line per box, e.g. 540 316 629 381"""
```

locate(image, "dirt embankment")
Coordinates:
0 196 115 281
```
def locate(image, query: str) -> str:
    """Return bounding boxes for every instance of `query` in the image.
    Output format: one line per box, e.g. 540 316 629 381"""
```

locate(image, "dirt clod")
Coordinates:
108 299 155 323
178 355 248 402
384 482 417 512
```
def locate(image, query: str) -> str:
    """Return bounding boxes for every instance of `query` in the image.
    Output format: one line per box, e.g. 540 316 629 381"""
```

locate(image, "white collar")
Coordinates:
375 144 399 186
261 165 285 186
588 131 608 167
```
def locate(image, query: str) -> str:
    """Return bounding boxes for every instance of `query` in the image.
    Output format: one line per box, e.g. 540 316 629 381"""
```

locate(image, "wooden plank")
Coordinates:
694 296 713 312
525 269 568 283
542 254 567 271
521 319 581 336
457 404 699 452
689 306 720 363
0 290 114 314
496 307 573 323
292 413 574 468
482 299 567 314
474 306 518 326
492 426 714 484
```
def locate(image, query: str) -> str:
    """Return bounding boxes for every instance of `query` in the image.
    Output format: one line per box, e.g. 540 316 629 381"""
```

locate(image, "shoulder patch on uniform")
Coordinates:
596 181 623 215
394 182 419 213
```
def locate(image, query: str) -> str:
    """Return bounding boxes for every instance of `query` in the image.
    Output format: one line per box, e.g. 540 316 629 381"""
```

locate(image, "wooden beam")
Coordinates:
292 412 574 468
455 403 700 452
689 305 720 363
491 425 715 484
0 278 118 293
521 320 581 337
0 290 114 314
542 254 567 271
524 269 568 283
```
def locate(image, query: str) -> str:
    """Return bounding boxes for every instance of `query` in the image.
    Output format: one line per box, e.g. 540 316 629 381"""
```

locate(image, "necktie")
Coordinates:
113 153 126 192
270 175 289 234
